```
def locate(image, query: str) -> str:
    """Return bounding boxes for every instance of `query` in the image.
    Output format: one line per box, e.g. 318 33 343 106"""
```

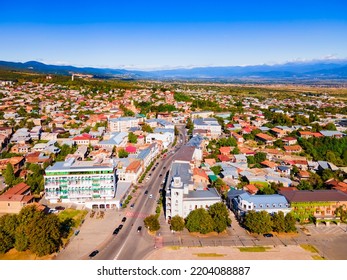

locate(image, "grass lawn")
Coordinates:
194 253 226 257
238 246 272 252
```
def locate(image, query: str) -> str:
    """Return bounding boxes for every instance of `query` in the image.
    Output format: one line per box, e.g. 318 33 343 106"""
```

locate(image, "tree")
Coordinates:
325 122 337 131
271 211 286 233
243 210 273 234
0 214 18 243
27 214 62 256
170 215 185 232
210 165 222 175
296 180 313 190
144 215 160 232
128 132 138 144
335 206 347 223
284 212 297 233
208 202 231 233
254 152 267 164
185 208 214 234
0 229 13 254
142 123 153 133
3 163 15 187
118 148 129 158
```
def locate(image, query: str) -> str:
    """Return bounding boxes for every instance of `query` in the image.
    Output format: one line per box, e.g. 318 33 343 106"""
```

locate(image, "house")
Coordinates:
255 133 275 145
230 131 244 143
0 156 25 175
192 168 209 188
243 184 258 195
282 136 297 146
98 132 128 151
25 152 52 166
260 160 277 170
298 170 310 180
277 165 291 177
0 182 35 214
72 133 99 146
319 130 345 138
270 127 286 138
125 160 143 184
10 143 31 154
233 154 247 164
283 145 302 153
193 118 222 139
219 146 232 156
229 190 291 219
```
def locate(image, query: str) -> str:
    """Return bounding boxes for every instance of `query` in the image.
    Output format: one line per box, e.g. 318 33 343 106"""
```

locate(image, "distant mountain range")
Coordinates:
1 59 347 80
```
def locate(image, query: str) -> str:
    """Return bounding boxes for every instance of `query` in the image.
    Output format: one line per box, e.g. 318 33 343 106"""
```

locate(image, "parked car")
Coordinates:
130 204 135 209
144 190 148 195
113 228 120 235
263 233 274 237
122 217 127 223
74 230 80 236
118 224 123 230
55 206 65 211
149 194 153 198
137 226 142 232
89 250 99 258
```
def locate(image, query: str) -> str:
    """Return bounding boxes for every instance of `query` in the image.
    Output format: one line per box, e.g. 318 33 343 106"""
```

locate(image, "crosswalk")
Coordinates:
125 211 150 219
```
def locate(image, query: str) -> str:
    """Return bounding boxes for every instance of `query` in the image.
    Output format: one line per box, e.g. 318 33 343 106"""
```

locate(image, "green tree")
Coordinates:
208 202 231 233
210 165 222 175
0 214 18 243
284 212 297 233
185 208 214 234
170 215 185 232
325 122 337 130
271 211 286 233
243 210 273 234
27 214 62 256
142 123 153 133
128 132 138 144
254 152 267 164
144 215 160 231
14 225 29 251
0 229 13 253
335 206 347 223
296 180 313 190
3 163 15 187
118 148 129 158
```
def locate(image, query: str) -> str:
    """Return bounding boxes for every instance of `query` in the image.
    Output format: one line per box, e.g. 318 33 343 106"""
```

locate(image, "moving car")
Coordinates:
118 224 123 230
113 228 120 235
144 190 148 195
74 230 80 236
122 217 127 222
130 204 135 209
89 250 99 258
149 194 153 198
137 226 142 232
263 233 274 237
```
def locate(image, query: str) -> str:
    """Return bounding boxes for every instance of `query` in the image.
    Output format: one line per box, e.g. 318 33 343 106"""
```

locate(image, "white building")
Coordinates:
165 162 221 220
193 118 222 139
108 117 139 132
44 158 119 209
146 131 174 149
191 111 214 119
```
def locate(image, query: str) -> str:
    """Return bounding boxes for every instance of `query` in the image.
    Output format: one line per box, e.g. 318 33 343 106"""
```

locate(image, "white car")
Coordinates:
149 194 153 198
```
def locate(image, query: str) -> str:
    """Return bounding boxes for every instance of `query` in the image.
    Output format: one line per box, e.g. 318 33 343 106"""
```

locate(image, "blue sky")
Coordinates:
1 0 347 69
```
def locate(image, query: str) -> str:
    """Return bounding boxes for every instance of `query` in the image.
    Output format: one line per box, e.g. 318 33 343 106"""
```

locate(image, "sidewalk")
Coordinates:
145 245 314 260
55 208 124 260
